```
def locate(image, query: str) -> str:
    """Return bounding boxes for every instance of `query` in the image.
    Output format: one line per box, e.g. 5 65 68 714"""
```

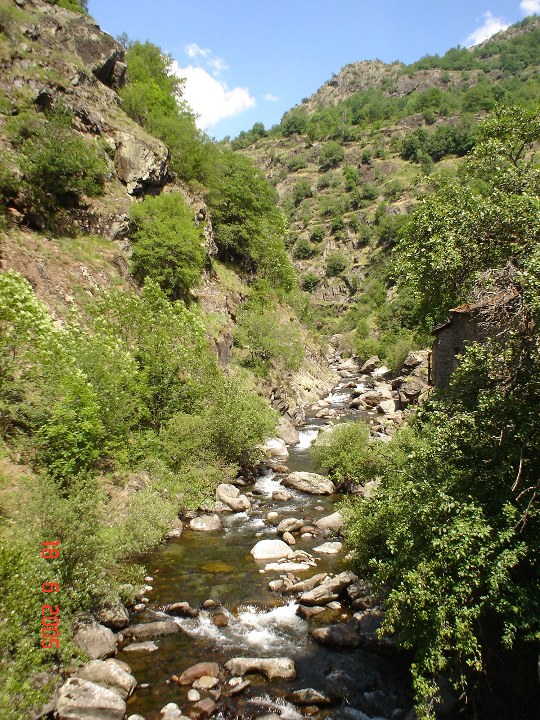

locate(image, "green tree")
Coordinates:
319 140 345 170
325 251 348 277
130 193 205 300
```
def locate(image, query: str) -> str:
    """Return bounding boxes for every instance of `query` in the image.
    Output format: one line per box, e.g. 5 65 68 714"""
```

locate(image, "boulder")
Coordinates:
190 698 216 720
360 356 380 374
338 357 360 374
299 571 358 606
284 573 328 594
378 399 399 414
160 703 189 720
114 132 170 195
277 518 304 534
263 561 311 572
372 365 391 378
122 620 179 641
356 609 384 635
55 678 125 720
358 390 385 408
272 490 292 501
97 601 129 630
276 416 300 445
260 437 289 460
165 601 198 618
166 518 184 539
315 511 343 532
77 659 136 699
178 662 220 685
402 350 429 372
313 542 342 554
187 689 201 702
283 472 335 495
192 676 219 690
73 620 116 660
122 641 158 653
224 657 296 681
189 514 222 532
285 689 336 706
216 483 251 512
282 531 295 546
251 539 294 560
310 624 361 648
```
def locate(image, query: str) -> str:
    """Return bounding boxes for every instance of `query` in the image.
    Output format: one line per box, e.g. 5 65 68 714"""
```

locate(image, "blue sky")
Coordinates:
88 0 539 139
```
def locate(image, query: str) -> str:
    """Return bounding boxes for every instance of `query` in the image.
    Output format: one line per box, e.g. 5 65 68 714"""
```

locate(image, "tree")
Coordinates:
319 141 345 170
130 193 205 300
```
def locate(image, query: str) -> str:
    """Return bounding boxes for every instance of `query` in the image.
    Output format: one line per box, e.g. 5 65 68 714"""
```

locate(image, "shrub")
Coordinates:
18 109 107 213
313 421 381 486
343 164 359 191
293 237 317 259
331 215 344 233
130 193 205 300
280 109 308 136
301 272 321 291
310 226 326 243
319 141 345 170
288 156 307 172
325 251 348 277
292 180 312 205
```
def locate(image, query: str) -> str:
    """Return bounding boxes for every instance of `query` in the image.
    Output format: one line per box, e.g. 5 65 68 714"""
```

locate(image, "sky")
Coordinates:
88 0 539 140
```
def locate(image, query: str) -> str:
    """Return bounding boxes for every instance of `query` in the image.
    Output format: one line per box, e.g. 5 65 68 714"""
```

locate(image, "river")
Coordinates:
120 373 413 720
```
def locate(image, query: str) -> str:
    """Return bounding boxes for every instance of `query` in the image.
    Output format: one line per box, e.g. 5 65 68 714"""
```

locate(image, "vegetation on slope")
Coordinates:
314 106 540 719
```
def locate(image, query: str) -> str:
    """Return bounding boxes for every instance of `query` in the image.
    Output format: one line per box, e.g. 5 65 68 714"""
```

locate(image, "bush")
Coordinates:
293 180 312 205
301 272 321 291
319 141 345 170
331 215 344 234
288 156 307 172
130 193 205 300
293 237 317 259
280 109 308 136
313 421 381 486
325 251 348 277
18 109 107 214
343 164 359 191
310 226 326 243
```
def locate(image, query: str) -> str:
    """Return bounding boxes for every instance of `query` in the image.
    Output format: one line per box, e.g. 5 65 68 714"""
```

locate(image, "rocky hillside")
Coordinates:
0 0 333 412
238 16 540 356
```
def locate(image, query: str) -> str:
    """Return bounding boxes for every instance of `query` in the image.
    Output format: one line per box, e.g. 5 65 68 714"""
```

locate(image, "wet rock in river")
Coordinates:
360 355 380 374
97 600 130 630
315 511 343 532
296 605 325 620
284 572 328 594
77 659 136 699
122 641 158 653
283 472 335 495
314 541 342 554
122 620 179 641
166 518 184 538
260 437 289 460
228 678 250 695
166 601 198 618
299 571 358 605
187 689 201 702
266 511 280 524
189 698 216 719
160 703 189 719
272 490 292 501
263 560 312 572
128 715 147 720
310 623 361 648
224 657 296 680
251 539 294 560
216 483 251 512
189 514 222 532
73 618 117 660
179 662 220 685
56 678 126 720
276 416 300 445
277 517 304 534
282 531 296 545
192 675 219 690
286 688 337 706
212 612 229 627
355 609 384 635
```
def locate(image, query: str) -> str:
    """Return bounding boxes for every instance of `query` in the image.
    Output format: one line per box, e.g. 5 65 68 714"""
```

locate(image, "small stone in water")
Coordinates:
266 512 279 524
268 579 285 592
212 612 229 628
202 599 218 609
187 689 201 702
327 601 341 609
282 531 296 546
229 677 244 687
193 675 219 690
301 533 313 539
134 604 146 612
229 679 250 695
179 662 219 685
144 576 153 583
143 585 153 592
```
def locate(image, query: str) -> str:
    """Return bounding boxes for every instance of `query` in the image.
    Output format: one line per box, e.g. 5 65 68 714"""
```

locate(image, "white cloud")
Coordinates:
183 42 228 76
263 92 279 102
465 11 510 46
520 0 540 14
171 62 255 129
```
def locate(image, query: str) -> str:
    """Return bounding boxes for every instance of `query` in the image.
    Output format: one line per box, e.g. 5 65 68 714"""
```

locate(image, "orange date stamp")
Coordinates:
41 540 60 649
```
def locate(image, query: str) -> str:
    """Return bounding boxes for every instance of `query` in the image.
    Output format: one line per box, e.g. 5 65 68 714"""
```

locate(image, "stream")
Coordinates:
120 373 413 720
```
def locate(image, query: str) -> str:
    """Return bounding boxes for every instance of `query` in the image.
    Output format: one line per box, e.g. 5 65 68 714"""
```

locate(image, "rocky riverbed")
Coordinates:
51 352 428 720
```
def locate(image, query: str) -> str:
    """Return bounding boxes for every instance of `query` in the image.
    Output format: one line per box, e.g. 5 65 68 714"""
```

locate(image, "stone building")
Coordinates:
431 301 490 388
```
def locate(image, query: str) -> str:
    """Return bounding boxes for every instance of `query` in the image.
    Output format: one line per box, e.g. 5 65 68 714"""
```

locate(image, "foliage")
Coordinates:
280 108 309 136
14 108 107 217
325 251 348 277
293 237 317 259
46 0 88 13
292 179 312 205
235 293 304 376
130 192 205 300
314 421 381 487
231 122 268 150
310 226 326 243
301 272 321 291
319 141 345 170
206 150 295 290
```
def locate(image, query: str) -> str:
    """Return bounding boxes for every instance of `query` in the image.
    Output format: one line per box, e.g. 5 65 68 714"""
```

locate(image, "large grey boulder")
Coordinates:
114 132 170 195
260 437 289 460
122 620 179 641
73 620 116 660
224 657 296 680
251 539 294 560
276 416 300 445
283 472 335 495
310 624 361 648
216 483 251 512
55 678 125 720
360 356 380 374
77 659 136 699
189 514 222 532
178 661 219 685
299 571 358 606
315 511 343 532
97 601 129 630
